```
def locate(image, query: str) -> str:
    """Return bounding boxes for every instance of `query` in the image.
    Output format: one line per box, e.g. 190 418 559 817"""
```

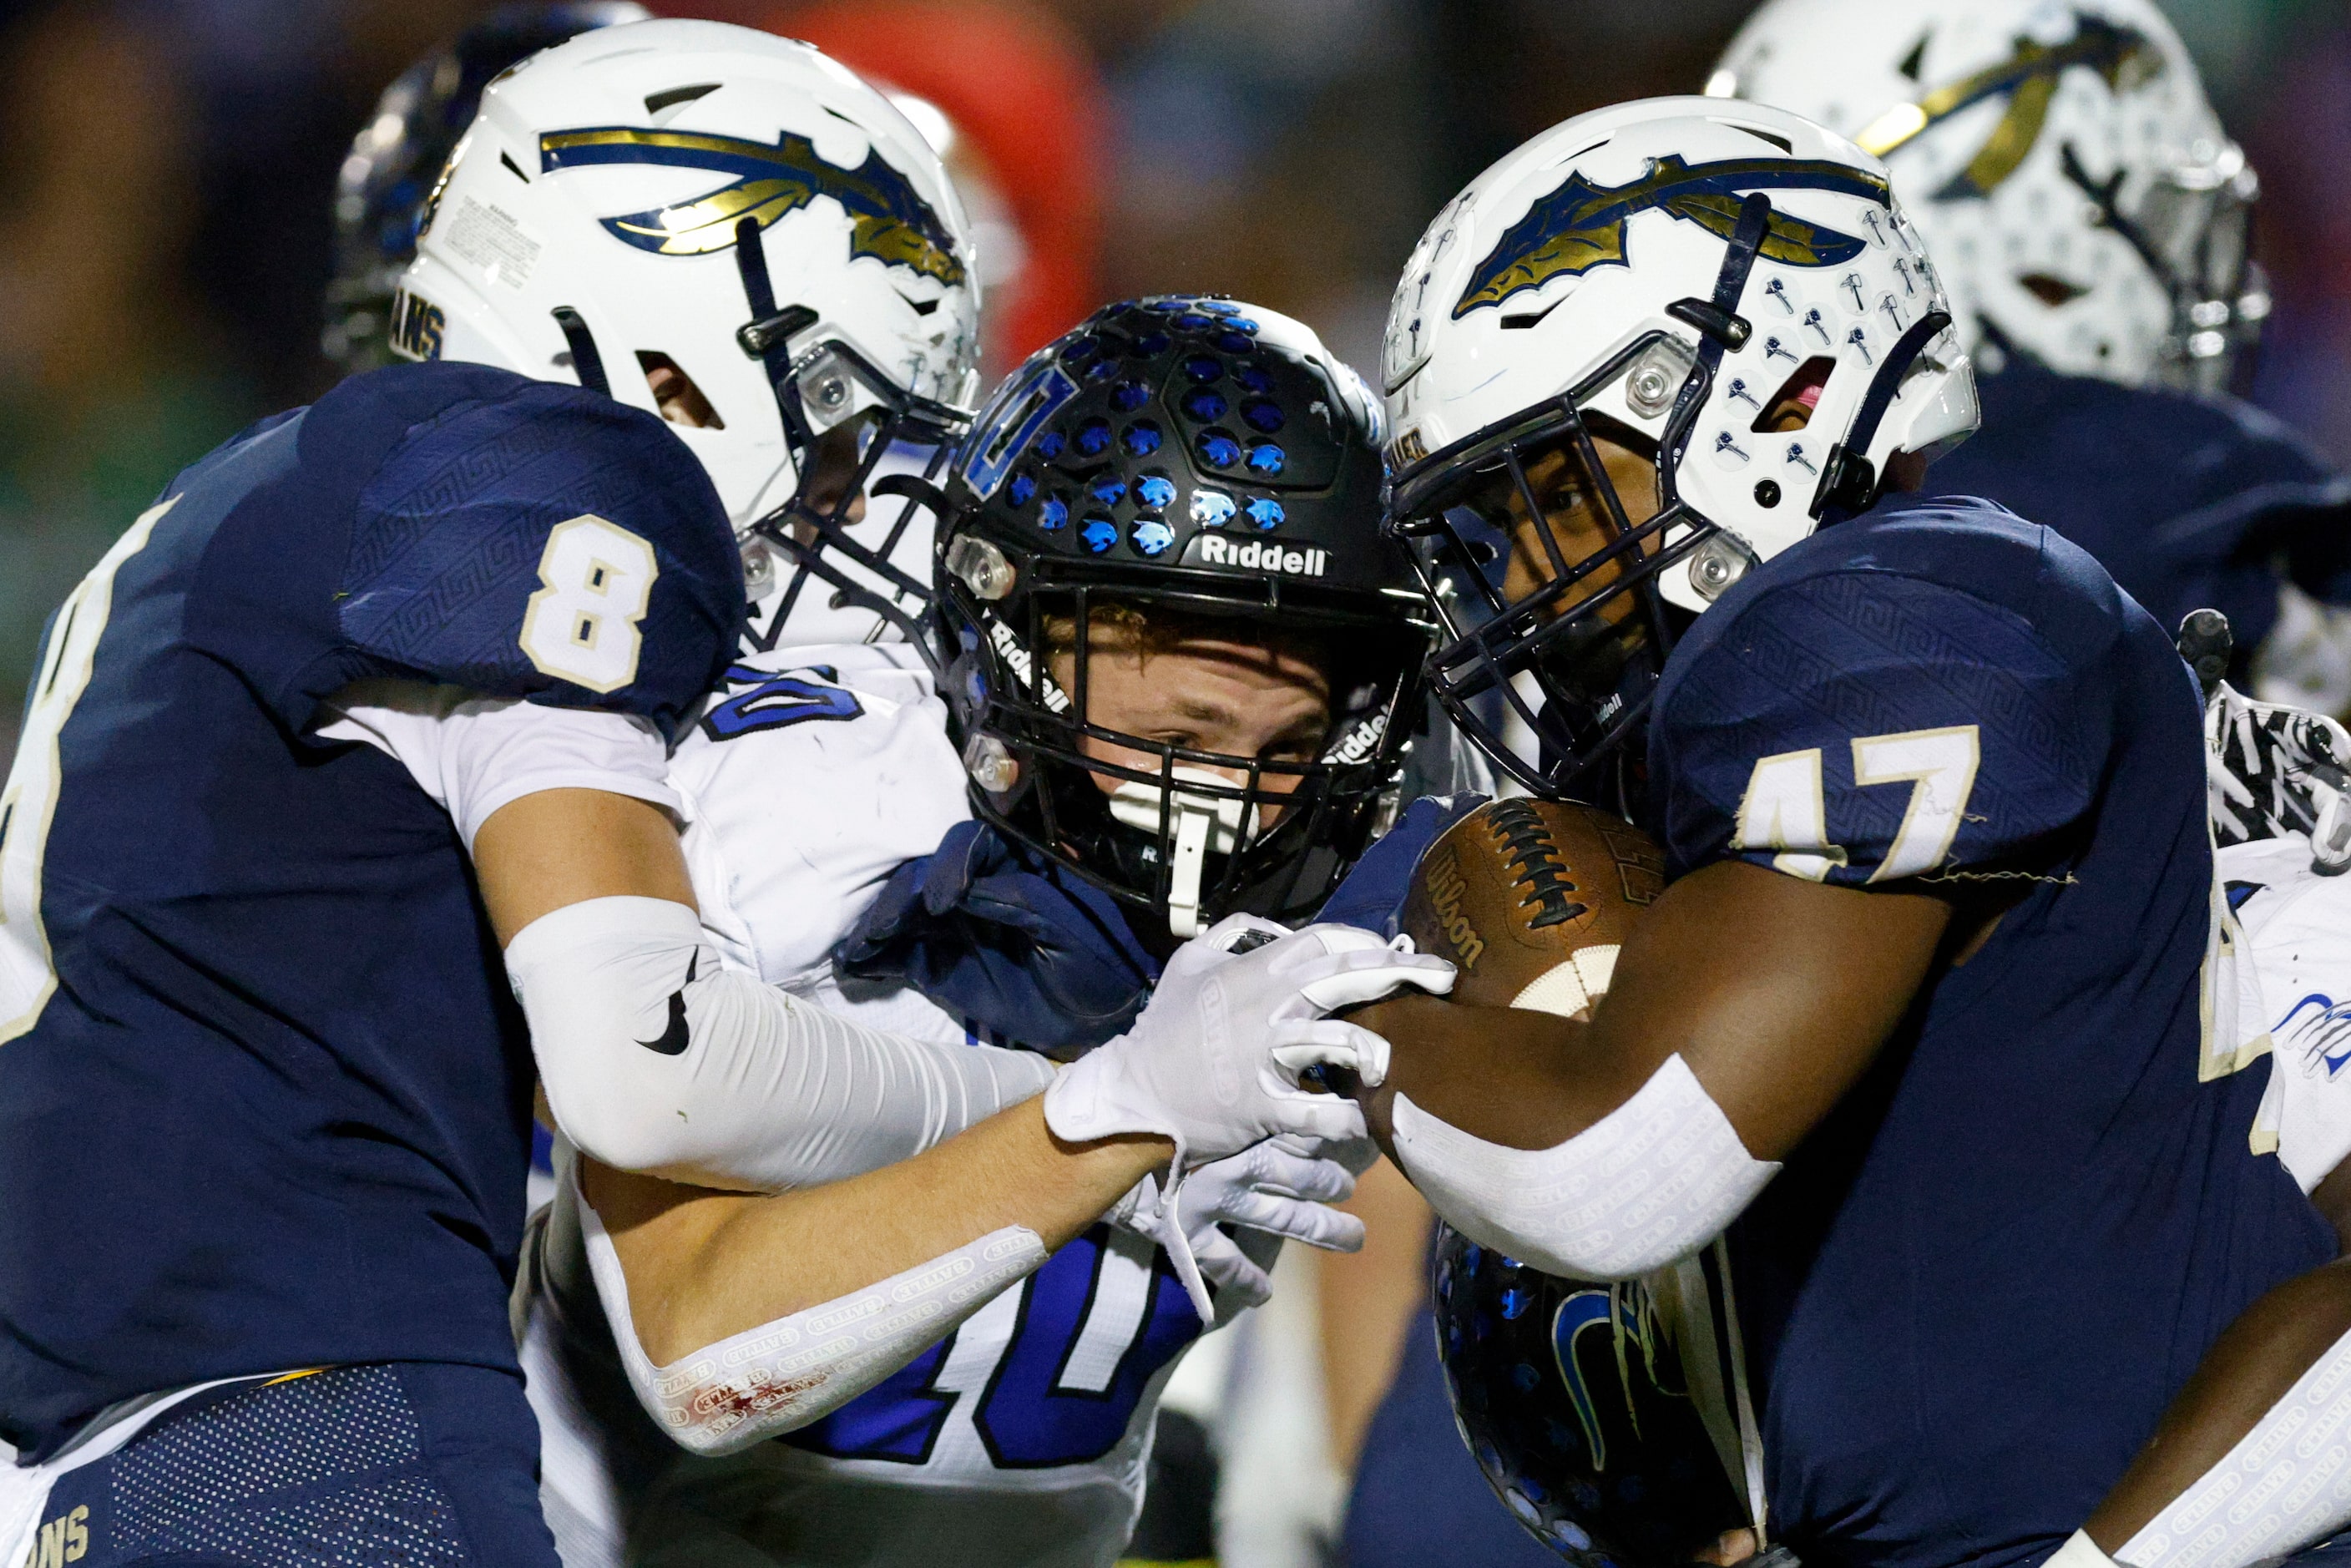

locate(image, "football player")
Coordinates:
516 301 1448 1566
321 3 650 373
0 20 1132 1566
1287 96 2350 1568
1708 0 2351 708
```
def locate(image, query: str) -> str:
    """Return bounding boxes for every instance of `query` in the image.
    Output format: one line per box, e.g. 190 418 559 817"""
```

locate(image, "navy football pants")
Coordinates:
19 1362 557 1566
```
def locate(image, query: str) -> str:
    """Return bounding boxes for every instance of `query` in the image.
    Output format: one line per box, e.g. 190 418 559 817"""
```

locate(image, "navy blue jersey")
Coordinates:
1648 498 2334 1568
0 363 740 1459
1929 361 2351 657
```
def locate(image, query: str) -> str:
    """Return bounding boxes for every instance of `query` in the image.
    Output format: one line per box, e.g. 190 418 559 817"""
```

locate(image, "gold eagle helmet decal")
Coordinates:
1454 154 1892 319
1853 13 2161 200
538 125 966 287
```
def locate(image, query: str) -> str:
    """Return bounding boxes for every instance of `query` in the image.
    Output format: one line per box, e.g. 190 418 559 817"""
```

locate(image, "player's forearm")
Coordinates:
1354 860 1950 1159
2084 1258 2351 1565
587 1096 1171 1365
508 893 1060 1190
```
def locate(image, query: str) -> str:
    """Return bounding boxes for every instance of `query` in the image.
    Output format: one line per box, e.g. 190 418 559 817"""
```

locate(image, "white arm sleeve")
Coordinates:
2117 1320 2351 1568
507 894 1059 1191
1390 1053 1779 1281
316 678 679 848
576 1171 1047 1457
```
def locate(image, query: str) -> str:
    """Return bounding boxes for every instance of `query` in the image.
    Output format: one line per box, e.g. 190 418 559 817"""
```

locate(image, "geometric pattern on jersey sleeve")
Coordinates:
108 1365 473 1563
339 377 742 741
1652 569 2113 887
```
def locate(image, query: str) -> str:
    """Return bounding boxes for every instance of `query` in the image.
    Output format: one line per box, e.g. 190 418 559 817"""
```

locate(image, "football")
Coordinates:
1398 799 1666 1019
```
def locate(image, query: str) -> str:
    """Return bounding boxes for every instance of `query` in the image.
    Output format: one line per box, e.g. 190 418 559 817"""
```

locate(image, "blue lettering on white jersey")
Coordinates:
0 362 740 1459
1648 497 2335 1568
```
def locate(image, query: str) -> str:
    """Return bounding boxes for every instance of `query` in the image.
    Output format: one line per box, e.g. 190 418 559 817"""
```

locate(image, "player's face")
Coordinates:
1049 634 1332 827
1492 435 1662 616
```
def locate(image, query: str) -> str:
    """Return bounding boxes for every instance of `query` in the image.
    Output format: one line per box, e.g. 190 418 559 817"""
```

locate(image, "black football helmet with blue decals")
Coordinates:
934 297 1437 937
1432 1225 1760 1568
323 2 648 372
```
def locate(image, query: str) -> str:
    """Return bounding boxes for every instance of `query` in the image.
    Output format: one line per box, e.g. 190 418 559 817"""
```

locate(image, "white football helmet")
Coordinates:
1709 0 2266 392
1382 96 1979 797
393 18 982 644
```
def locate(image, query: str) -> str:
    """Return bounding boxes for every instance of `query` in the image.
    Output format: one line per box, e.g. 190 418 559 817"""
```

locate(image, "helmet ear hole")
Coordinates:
2017 273 2088 308
635 352 726 429
1750 357 1837 433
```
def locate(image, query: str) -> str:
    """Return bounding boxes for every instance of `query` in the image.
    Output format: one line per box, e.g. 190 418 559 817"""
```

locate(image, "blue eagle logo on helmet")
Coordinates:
538 126 965 287
1454 155 1891 318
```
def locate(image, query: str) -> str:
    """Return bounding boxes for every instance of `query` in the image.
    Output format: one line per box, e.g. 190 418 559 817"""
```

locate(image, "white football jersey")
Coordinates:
522 644 1222 1568
2227 835 2351 1194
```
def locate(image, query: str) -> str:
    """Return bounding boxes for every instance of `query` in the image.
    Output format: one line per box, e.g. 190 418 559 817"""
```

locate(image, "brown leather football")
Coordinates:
1399 799 1666 1018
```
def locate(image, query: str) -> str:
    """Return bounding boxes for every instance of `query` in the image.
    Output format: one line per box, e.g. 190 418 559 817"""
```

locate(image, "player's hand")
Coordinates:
1044 915 1455 1171
1115 1136 1368 1319
1047 916 1451 1325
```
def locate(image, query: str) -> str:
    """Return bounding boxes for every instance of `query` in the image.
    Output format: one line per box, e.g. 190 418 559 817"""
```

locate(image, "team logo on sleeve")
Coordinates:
538 126 966 286
1853 13 2160 199
1454 156 1891 317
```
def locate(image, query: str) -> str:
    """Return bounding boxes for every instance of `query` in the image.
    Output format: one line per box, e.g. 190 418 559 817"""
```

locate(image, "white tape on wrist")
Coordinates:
579 1191 1046 1458
2118 1324 2351 1568
1390 1053 1779 1281
2050 1533 2124 1568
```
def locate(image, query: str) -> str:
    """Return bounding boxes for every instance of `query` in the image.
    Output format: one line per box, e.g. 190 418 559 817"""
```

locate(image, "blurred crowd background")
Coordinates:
4 0 2350 756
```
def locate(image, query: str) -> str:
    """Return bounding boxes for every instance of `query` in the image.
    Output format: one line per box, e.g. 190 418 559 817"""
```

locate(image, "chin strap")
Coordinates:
1810 306 1954 519
1107 767 1256 938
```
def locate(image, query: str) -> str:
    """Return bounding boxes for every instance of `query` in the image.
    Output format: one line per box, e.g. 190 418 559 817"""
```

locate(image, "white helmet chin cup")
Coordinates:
1383 97 1979 615
1710 0 2263 392
392 18 981 529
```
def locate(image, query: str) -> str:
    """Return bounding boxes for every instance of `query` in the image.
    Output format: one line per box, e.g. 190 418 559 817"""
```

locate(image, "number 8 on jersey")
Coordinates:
521 515 659 693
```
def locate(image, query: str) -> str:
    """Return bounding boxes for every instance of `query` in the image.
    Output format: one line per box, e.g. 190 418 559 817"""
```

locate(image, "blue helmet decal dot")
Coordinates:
1080 517 1117 553
1199 300 1239 316
1038 495 1069 530
1236 364 1274 393
1182 354 1222 383
1089 474 1127 506
1245 497 1284 530
1135 474 1177 508
1122 421 1164 457
1181 387 1228 422
1034 430 1065 460
1176 314 1213 332
1197 429 1241 467
1074 417 1112 457
1240 397 1284 433
1006 472 1037 507
1132 331 1170 357
1131 519 1175 556
1059 335 1100 363
1246 443 1285 475
1216 331 1254 353
1084 355 1120 380
1223 317 1260 333
1191 489 1236 527
1110 380 1150 412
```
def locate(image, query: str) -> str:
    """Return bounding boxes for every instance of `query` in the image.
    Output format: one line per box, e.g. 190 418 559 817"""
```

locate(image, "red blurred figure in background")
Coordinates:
665 0 1107 379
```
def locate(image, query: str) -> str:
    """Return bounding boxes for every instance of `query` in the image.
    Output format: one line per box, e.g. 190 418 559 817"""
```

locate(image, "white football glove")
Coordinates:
1047 914 1453 1320
1115 1136 1369 1323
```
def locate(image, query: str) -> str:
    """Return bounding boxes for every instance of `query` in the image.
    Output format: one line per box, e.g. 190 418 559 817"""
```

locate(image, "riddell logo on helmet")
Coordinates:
1189 535 1330 577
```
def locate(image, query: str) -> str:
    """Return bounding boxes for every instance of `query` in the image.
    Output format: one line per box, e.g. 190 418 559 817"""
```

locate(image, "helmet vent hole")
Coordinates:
1713 121 1793 154
1750 357 1836 433
2018 272 2089 307
636 352 726 430
1499 300 1565 331
644 83 719 117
